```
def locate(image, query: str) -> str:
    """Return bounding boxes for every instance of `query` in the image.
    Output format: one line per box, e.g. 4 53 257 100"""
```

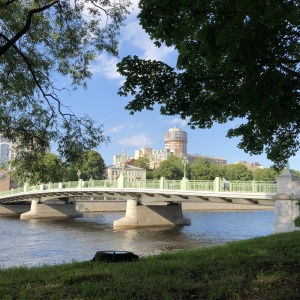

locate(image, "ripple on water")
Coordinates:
0 210 274 268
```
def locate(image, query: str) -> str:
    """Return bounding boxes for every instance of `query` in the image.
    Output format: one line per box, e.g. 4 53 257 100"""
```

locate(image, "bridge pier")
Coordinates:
20 199 82 220
113 199 191 228
273 169 300 233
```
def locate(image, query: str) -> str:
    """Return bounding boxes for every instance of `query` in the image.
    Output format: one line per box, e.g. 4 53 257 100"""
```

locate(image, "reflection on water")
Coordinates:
0 210 274 268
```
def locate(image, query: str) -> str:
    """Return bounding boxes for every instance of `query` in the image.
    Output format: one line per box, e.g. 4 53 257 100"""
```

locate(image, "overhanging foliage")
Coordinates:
118 0 300 169
0 0 130 168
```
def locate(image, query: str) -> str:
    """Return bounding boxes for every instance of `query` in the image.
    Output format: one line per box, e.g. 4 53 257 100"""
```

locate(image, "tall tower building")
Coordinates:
164 126 187 158
0 135 16 169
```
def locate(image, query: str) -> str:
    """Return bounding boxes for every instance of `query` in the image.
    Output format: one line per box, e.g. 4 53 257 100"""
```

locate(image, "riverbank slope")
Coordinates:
0 231 299 299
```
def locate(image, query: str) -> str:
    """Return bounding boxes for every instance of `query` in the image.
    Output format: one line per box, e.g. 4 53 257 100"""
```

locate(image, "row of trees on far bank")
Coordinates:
7 151 297 185
9 150 105 185
132 155 296 181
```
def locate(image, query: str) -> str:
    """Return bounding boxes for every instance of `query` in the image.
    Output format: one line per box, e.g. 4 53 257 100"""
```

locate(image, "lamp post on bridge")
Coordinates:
120 149 127 176
182 156 188 179
118 150 127 188
77 170 81 188
77 170 81 181
181 156 188 190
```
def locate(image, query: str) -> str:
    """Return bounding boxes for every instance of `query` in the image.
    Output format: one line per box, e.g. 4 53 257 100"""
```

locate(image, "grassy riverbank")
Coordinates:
1 231 300 299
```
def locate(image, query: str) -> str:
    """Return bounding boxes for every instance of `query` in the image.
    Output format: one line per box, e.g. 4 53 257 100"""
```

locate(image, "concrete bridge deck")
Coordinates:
0 171 298 233
0 187 275 206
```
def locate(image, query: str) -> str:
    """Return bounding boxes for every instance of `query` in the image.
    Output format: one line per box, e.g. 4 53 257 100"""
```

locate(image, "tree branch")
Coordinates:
0 0 59 56
0 31 76 127
0 0 16 8
279 63 300 78
89 0 109 27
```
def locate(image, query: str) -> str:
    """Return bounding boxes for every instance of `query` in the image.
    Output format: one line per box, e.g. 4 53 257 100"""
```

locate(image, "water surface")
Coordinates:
0 210 274 268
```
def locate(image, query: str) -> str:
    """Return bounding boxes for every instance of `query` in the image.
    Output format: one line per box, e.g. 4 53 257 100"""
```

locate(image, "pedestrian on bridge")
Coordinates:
222 177 229 191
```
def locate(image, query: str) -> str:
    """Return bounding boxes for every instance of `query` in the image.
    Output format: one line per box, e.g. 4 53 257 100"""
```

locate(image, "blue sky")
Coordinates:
56 1 299 169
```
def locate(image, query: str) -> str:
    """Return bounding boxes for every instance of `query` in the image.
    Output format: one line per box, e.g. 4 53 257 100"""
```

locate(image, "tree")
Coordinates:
117 0 300 169
146 169 154 179
190 158 212 180
11 152 64 184
133 157 150 170
225 164 253 181
209 163 226 179
63 150 105 181
79 150 105 180
126 158 136 166
252 168 280 181
153 155 183 179
1 0 130 168
290 169 300 178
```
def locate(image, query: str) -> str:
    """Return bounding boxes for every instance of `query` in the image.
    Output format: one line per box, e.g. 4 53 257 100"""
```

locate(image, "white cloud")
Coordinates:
143 43 174 61
108 124 125 133
107 124 126 133
90 2 175 78
122 20 175 61
117 134 153 147
90 54 121 79
167 118 188 127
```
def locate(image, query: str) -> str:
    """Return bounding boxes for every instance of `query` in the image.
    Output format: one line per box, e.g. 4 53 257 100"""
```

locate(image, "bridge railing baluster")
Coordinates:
0 178 279 201
229 181 277 193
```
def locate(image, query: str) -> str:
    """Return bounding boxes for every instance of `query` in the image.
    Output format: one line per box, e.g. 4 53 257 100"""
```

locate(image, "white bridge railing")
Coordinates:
0 177 277 198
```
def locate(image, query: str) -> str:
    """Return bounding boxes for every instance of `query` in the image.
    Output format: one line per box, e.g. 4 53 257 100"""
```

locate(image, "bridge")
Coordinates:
0 170 299 233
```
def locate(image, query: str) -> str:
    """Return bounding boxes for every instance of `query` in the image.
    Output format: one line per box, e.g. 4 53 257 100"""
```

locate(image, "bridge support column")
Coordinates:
20 199 82 220
113 199 191 228
273 195 299 233
273 169 300 233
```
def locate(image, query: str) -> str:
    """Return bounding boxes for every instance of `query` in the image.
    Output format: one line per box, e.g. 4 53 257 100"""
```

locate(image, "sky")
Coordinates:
55 1 299 169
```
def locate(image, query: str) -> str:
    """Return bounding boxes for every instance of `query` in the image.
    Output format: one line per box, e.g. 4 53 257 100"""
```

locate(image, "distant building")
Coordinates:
234 160 264 171
131 126 188 169
105 164 146 182
149 149 170 169
134 147 170 169
113 127 227 169
0 136 18 191
134 147 152 159
113 149 134 165
0 170 11 190
0 135 17 170
187 154 227 166
0 170 18 191
164 126 187 158
111 127 266 171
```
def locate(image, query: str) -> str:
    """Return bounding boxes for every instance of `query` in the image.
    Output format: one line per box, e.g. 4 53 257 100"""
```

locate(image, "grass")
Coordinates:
1 231 300 299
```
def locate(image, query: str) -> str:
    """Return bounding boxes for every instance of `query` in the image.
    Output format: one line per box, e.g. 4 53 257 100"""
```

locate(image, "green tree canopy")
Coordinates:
252 168 280 181
63 150 105 181
1 0 130 167
190 158 212 180
11 150 105 183
209 163 226 179
225 164 253 181
117 0 300 169
79 150 105 180
153 155 183 179
11 152 64 184
291 169 300 178
133 157 150 170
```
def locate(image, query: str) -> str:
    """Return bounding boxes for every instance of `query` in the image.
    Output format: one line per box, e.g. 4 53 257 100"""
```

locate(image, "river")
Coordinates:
0 210 274 269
